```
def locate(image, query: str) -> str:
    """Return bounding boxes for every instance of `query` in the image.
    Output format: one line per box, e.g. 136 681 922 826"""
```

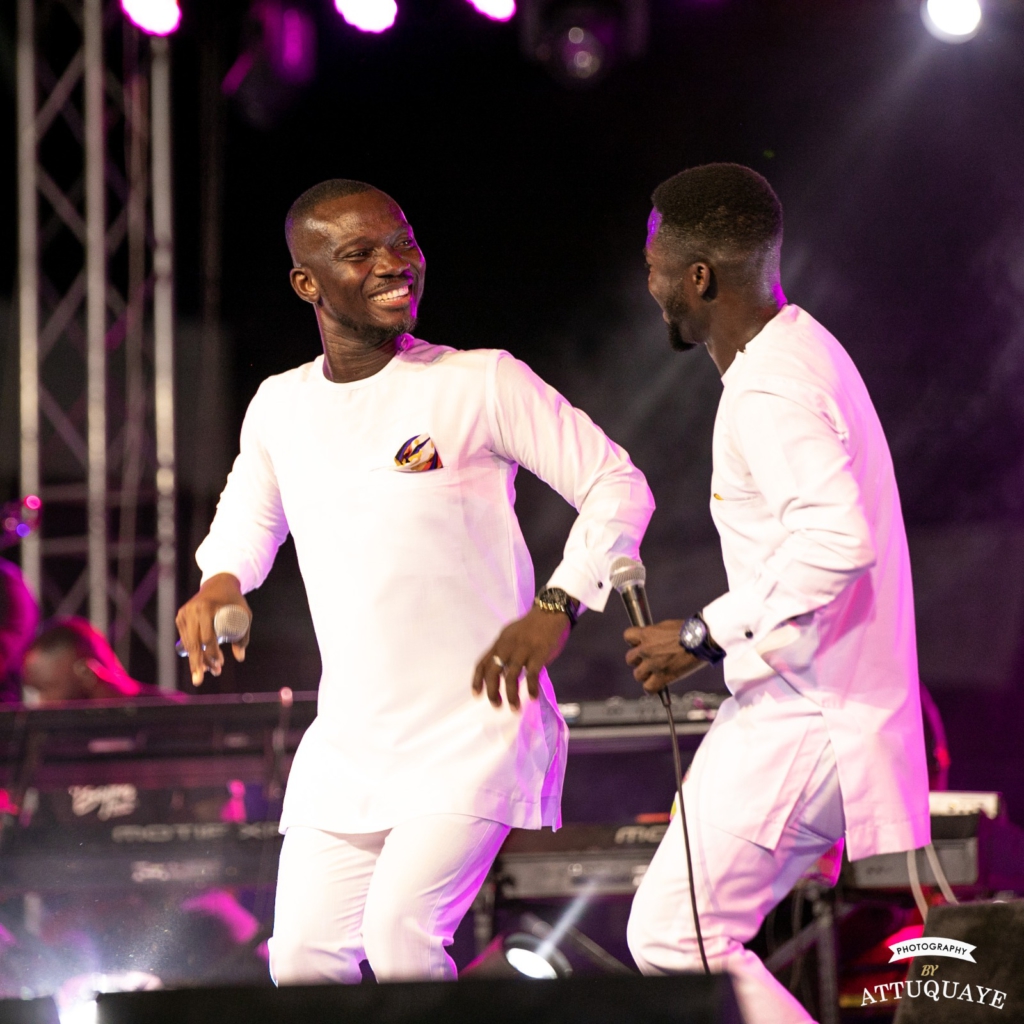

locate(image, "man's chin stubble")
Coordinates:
335 311 417 348
367 316 416 347
668 320 698 352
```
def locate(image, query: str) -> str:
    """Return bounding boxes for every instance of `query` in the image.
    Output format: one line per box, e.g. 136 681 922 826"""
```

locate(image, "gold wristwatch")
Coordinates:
534 587 581 628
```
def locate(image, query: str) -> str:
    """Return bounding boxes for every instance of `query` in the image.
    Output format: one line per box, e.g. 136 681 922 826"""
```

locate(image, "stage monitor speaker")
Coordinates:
0 996 60 1024
97 974 742 1024
893 900 1024 1022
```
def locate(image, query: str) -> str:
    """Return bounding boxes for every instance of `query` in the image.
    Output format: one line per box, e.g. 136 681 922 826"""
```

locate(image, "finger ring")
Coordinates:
492 655 507 671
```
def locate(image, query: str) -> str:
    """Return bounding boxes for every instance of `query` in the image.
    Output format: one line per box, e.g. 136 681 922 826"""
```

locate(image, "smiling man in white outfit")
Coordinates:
175 180 654 984
623 164 930 1024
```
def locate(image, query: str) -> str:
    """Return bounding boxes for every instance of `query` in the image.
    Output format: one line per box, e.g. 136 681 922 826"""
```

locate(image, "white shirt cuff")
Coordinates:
545 562 605 613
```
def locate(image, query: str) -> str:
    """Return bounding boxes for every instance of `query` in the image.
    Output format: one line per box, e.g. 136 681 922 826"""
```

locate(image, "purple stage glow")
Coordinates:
467 0 516 22
120 0 181 35
278 8 316 79
258 2 317 83
334 0 398 33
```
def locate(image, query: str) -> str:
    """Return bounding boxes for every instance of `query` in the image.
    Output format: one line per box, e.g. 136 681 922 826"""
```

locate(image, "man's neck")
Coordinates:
706 288 786 376
320 322 400 383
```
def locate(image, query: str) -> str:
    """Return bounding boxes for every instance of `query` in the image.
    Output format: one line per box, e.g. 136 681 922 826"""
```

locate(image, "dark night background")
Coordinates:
2 0 1024 821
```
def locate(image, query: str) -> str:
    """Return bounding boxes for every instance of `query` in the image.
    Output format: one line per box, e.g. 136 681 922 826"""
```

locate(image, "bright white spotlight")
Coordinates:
334 0 398 33
57 971 162 1024
121 0 182 35
921 0 982 42
505 946 558 979
59 998 98 1024
467 0 516 22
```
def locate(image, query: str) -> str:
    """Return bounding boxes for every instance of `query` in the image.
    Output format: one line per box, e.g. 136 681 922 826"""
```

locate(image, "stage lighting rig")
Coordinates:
520 0 648 87
334 0 400 32
464 906 632 979
465 929 574 979
120 0 182 35
921 0 983 40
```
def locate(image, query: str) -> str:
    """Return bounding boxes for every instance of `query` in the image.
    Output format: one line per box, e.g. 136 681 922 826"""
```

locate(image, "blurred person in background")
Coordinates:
22 618 169 703
0 558 39 703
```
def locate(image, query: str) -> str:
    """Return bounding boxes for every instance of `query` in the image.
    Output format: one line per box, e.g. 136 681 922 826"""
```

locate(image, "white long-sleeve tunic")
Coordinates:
196 338 654 834
698 305 930 861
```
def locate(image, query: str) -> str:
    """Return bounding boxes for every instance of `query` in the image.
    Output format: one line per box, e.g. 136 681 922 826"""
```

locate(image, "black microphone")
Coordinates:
610 556 653 628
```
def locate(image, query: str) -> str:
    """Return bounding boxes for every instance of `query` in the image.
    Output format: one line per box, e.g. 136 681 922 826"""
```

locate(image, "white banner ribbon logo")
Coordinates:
888 938 977 963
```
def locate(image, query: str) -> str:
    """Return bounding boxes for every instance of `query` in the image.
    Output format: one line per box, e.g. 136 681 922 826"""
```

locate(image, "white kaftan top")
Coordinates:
196 338 654 834
697 305 930 861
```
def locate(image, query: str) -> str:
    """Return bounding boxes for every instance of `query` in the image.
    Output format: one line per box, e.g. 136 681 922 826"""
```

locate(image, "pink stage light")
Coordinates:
120 0 182 35
334 0 398 33
467 0 516 22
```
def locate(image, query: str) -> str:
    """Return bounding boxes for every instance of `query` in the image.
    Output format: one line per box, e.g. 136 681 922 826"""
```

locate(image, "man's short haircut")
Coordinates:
31 617 126 674
285 178 379 263
652 163 783 265
31 617 109 661
30 617 136 691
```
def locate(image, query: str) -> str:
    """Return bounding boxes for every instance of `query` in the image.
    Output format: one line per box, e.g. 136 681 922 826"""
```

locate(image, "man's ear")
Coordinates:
289 266 320 305
692 262 717 301
73 658 100 696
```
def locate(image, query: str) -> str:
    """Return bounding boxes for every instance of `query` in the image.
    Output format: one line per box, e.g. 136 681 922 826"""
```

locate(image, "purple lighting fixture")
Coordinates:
277 8 317 80
522 0 648 88
225 3 316 90
258 2 317 83
223 3 317 129
1 495 41 550
334 0 399 33
120 0 182 35
467 0 516 21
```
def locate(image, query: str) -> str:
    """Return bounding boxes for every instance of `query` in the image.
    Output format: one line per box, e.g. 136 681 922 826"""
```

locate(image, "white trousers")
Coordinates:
627 724 844 1024
269 814 510 984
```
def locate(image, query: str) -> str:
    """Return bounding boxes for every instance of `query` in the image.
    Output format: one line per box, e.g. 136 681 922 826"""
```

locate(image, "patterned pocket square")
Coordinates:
394 434 443 472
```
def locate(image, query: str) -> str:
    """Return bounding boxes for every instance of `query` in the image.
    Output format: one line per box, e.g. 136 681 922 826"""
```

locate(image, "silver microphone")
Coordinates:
175 604 251 657
610 556 653 628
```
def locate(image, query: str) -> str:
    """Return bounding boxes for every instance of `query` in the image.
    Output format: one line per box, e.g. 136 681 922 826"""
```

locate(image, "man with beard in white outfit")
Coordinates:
176 180 654 985
623 164 930 1023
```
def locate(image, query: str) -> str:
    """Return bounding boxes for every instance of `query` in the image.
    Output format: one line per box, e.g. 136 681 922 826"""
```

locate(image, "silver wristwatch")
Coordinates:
679 612 725 665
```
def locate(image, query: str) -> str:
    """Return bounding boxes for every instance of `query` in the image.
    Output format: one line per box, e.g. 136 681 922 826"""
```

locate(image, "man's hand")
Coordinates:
624 619 707 693
473 606 571 711
175 573 252 687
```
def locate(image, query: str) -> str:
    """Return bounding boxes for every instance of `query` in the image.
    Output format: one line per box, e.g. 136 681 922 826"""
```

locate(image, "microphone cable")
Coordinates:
659 686 711 975
609 556 710 976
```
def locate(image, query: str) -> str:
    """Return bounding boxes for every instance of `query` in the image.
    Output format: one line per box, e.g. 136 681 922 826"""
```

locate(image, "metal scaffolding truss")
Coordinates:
16 0 177 689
